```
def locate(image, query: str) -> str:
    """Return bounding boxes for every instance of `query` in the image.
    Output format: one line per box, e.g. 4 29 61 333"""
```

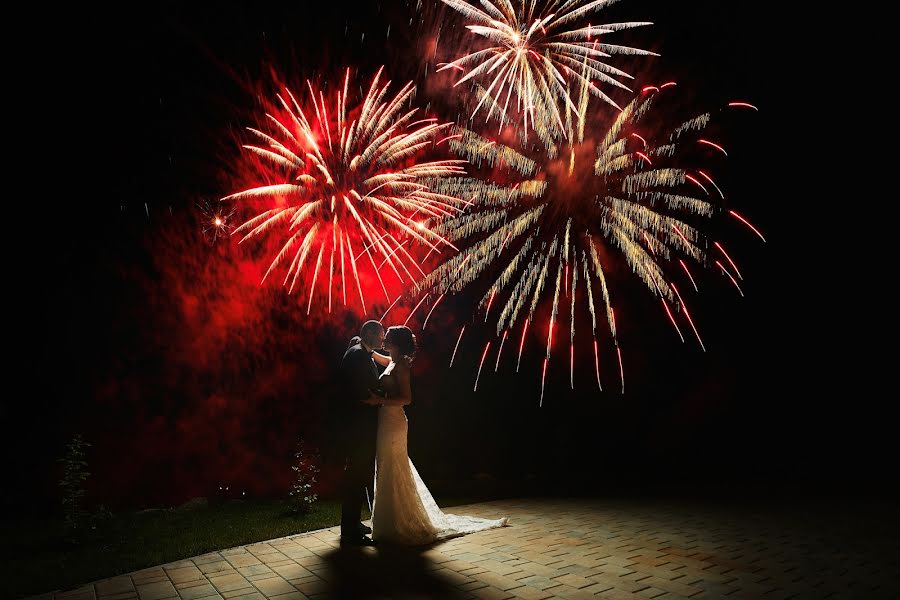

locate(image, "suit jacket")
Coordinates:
335 342 380 443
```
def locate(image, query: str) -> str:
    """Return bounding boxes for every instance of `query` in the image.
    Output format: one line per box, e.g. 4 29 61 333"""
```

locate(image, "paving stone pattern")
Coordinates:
27 498 900 599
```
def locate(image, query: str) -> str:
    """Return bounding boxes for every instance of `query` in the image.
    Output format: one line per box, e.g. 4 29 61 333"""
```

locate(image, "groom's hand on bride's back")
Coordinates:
362 389 384 405
348 335 361 349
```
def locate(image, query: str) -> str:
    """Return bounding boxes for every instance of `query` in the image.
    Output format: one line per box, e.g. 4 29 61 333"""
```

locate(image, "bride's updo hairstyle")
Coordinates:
385 325 417 364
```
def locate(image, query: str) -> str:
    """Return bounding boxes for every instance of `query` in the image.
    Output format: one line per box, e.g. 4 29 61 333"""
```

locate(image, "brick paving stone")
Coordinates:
235 564 276 578
690 580 740 596
248 578 294 597
636 586 668 599
289 580 327 596
443 559 480 572
599 563 638 577
459 581 490 592
592 589 644 600
227 593 267 600
554 564 595 577
435 568 476 586
263 593 307 600
175 583 219 600
55 591 94 600
165 567 205 585
95 593 137 600
135 581 177 600
472 571 528 591
671 567 733 585
469 586 516 600
221 589 259 600
485 552 519 562
648 593 691 600
291 556 326 570
174 581 208 591
196 562 234 577
132 570 167 583
208 572 253 594
638 576 703 597
224 554 263 568
514 563 560 578
509 586 553 600
477 559 526 576
550 574 595 589
96 578 135 596
268 564 313 580
256 554 291 567
514 576 560 591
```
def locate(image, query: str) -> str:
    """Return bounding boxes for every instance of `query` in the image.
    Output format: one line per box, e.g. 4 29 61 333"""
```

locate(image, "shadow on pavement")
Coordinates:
321 541 466 599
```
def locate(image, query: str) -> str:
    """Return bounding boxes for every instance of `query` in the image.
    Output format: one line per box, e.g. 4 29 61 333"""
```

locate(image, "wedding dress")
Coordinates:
371 360 508 545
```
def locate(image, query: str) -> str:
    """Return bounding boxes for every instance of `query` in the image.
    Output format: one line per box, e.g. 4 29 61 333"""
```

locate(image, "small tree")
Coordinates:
288 436 320 514
59 434 91 532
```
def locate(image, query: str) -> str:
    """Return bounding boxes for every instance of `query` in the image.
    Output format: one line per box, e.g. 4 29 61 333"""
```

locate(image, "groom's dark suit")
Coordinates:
337 339 380 537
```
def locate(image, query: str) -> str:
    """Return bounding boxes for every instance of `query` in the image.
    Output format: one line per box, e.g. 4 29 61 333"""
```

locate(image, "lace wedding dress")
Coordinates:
371 360 509 545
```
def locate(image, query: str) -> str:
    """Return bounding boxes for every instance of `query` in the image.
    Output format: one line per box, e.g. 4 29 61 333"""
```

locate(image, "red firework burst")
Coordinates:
223 67 470 314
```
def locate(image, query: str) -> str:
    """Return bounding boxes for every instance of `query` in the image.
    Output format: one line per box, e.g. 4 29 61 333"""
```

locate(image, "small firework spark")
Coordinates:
198 199 237 244
223 67 471 314
438 0 656 147
415 86 763 400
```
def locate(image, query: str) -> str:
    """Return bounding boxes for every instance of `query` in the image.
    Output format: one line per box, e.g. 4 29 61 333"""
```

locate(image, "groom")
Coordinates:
336 319 385 545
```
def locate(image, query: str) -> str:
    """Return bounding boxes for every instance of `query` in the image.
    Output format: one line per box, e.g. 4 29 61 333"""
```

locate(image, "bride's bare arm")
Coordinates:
371 351 391 367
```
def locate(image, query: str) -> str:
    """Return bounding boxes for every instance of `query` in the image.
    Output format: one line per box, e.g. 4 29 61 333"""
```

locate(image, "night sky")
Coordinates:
8 1 884 514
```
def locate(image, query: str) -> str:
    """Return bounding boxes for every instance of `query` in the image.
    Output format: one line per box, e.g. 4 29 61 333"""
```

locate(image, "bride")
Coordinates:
367 325 508 545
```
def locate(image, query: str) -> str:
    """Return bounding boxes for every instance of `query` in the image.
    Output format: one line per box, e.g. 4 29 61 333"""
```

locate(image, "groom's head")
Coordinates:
360 320 385 351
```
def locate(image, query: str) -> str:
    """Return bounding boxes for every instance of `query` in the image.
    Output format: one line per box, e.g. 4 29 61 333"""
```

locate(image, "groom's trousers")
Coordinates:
339 428 376 537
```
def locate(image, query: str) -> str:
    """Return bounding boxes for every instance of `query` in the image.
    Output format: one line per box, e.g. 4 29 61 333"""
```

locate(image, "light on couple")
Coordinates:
332 320 508 546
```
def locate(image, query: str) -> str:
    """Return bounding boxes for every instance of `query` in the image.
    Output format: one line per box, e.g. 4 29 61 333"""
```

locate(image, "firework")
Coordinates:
223 68 470 313
198 199 237 244
415 86 761 397
438 0 655 146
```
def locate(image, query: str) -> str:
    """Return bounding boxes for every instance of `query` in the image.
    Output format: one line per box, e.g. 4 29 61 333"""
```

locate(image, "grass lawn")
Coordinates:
5 495 497 599
6 499 343 600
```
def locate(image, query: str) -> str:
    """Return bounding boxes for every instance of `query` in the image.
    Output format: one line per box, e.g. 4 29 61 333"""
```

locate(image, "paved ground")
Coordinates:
28 498 900 599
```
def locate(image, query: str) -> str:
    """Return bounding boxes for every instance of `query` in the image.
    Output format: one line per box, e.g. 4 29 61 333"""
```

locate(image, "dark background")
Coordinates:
8 1 886 515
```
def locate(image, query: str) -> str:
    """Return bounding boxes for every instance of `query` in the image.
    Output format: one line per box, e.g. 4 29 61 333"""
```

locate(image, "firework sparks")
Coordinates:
403 294 430 325
198 199 236 244
439 0 656 146
474 341 492 391
697 170 724 199
616 345 625 394
672 283 705 351
716 260 745 297
698 139 728 156
381 294 404 320
416 86 755 395
422 293 446 329
661 297 685 343
450 324 466 367
714 241 742 280
223 68 470 314
728 101 758 110
517 319 530 372
679 259 699 292
495 329 509 371
540 357 549 406
729 210 767 242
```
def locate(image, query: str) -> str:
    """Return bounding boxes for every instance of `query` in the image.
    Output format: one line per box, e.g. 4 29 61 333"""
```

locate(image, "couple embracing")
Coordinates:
333 320 508 546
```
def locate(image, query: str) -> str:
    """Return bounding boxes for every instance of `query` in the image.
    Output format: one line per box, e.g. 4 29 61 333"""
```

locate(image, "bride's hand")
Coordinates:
364 391 383 406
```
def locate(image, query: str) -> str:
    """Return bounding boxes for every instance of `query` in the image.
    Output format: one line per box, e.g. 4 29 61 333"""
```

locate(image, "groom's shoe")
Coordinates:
340 534 377 547
358 523 372 535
